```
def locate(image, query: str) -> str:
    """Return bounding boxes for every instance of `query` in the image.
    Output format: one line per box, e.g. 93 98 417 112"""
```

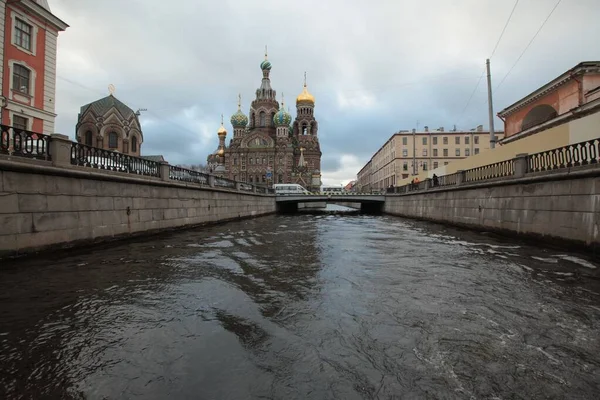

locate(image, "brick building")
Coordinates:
0 0 68 133
207 52 322 191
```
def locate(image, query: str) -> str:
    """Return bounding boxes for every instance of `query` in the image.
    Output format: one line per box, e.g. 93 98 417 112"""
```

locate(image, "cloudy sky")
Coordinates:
51 0 599 185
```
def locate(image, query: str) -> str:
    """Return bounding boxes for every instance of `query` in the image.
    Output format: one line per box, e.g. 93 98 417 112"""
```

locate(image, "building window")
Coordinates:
443 149 448 157
433 162 439 169
422 149 427 156
262 175 266 182
474 136 479 144
433 137 438 145
233 158 238 165
263 158 266 165
444 162 449 165
423 162 427 171
250 158 254 164
259 111 266 127
455 136 460 145
402 149 408 157
465 136 470 145
403 162 408 171
433 149 438 157
302 123 308 135
422 137 427 145
455 149 460 156
249 176 253 183
278 174 283 183
85 130 93 146
108 132 118 148
465 148 470 156
13 115 27 131
131 136 137 152
443 137 448 145
13 64 30 94
474 148 480 155
15 19 32 51
402 137 407 145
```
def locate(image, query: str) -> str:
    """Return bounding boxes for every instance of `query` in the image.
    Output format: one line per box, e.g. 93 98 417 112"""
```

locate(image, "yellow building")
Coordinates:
356 125 503 192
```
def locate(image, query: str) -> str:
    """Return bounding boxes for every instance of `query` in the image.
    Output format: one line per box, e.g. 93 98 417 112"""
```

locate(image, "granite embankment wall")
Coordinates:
384 166 600 249
0 160 276 258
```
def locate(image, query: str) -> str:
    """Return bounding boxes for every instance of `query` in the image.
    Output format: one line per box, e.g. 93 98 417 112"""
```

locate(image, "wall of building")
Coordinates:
384 168 600 248
0 161 276 258
396 110 600 187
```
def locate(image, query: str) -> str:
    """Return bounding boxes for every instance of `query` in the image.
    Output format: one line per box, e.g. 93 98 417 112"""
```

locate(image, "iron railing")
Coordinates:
0 125 51 160
464 159 514 183
528 139 600 172
70 143 161 177
169 165 209 185
214 177 237 189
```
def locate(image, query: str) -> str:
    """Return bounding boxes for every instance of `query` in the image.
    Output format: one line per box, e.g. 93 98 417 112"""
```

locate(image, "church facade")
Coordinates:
207 53 322 191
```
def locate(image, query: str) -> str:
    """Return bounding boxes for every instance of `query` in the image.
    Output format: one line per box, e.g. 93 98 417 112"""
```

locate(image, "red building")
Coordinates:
0 0 68 134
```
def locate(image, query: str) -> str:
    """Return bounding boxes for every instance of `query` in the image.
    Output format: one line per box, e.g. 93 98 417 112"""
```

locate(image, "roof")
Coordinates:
35 0 50 10
80 94 137 120
141 155 165 162
498 61 600 117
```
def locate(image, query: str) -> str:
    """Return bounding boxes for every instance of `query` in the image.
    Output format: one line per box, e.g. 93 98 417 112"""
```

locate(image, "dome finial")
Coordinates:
304 71 307 88
221 113 224 125
281 92 285 108
218 114 227 135
237 93 241 110
265 45 268 60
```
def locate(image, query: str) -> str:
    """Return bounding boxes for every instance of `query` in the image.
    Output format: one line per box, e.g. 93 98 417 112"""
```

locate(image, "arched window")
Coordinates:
302 123 308 135
249 176 253 183
108 132 118 148
259 111 266 127
521 104 558 131
85 130 93 146
131 136 138 152
270 112 276 126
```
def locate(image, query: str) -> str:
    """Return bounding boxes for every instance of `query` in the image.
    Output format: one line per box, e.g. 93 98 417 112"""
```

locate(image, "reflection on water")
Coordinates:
1 214 599 399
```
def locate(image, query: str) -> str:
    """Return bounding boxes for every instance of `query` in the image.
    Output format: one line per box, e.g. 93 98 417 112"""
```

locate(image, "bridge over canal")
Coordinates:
275 194 385 213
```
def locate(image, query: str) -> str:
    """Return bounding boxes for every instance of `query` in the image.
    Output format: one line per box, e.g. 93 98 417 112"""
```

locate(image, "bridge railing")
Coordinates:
0 130 275 195
386 138 599 195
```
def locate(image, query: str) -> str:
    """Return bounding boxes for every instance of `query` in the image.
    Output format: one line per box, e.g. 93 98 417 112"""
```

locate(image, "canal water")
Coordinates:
1 212 599 399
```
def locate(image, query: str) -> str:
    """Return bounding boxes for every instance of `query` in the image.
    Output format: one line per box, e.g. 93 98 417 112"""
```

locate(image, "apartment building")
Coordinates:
0 0 68 133
356 125 504 191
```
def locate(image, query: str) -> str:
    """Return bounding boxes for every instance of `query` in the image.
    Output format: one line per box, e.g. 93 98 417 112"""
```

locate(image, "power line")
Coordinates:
455 0 520 128
490 0 519 59
495 0 562 91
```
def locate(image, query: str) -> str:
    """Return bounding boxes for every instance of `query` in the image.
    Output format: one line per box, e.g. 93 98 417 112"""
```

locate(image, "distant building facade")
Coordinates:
498 61 600 144
356 126 504 192
0 0 68 133
206 53 322 191
75 94 144 157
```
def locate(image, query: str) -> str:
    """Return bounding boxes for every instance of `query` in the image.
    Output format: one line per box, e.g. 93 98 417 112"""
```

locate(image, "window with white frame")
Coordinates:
15 18 32 51
13 64 30 94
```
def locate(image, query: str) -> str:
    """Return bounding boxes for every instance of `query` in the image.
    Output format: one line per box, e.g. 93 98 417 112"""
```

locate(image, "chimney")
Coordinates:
424 126 429 132
477 125 483 132
412 128 416 133
439 127 444 132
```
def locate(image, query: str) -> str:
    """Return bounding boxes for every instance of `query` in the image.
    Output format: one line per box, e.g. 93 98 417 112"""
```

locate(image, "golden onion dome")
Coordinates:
296 84 315 105
217 124 227 136
217 148 224 156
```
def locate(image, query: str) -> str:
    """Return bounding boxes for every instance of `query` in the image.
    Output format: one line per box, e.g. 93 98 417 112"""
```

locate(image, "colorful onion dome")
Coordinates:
273 98 292 127
230 95 248 128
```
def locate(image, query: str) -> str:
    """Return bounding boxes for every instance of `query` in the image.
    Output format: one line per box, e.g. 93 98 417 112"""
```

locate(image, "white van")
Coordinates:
273 183 310 195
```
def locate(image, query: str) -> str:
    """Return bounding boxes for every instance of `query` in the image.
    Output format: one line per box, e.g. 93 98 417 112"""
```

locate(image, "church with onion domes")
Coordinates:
206 50 322 192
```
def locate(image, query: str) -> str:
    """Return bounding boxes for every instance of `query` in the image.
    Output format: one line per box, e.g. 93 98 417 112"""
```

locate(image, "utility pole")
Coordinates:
486 59 496 149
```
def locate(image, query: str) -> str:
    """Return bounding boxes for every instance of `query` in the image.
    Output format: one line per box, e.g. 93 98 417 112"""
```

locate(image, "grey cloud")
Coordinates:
51 0 600 182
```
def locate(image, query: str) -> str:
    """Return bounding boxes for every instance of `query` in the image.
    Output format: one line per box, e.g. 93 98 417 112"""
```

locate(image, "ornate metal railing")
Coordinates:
169 165 209 185
464 159 514 183
70 143 161 177
239 183 254 192
527 139 600 172
0 125 51 160
214 177 236 189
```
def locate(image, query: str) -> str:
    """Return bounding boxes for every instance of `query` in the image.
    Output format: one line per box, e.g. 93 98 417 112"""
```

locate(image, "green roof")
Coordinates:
80 94 137 120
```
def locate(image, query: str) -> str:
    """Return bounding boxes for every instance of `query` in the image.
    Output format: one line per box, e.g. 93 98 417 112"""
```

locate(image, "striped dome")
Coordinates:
273 107 292 127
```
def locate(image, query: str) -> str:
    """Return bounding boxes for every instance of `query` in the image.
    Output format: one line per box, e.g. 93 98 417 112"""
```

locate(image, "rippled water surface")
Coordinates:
1 213 600 399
